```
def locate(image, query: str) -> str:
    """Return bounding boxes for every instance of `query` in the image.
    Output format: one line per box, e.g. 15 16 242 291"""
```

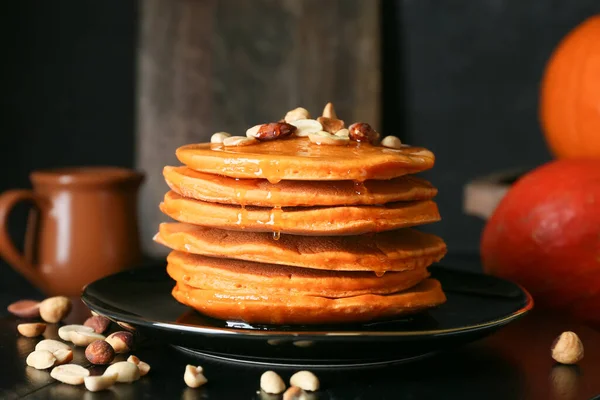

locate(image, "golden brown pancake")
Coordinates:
164 166 438 207
172 279 446 324
166 250 430 298
160 191 441 235
155 223 447 272
176 137 435 183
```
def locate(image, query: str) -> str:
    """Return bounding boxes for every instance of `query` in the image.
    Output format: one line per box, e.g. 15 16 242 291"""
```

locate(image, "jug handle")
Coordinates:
0 189 47 292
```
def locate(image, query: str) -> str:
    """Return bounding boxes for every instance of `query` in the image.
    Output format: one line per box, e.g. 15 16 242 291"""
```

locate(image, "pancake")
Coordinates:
172 278 446 324
155 223 447 272
176 137 435 183
166 251 430 298
164 166 438 207
160 191 441 235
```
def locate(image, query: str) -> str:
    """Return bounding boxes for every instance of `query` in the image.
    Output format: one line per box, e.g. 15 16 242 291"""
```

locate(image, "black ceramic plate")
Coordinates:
82 265 532 367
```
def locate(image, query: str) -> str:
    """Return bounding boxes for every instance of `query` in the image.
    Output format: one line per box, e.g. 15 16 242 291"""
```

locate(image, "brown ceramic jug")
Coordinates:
0 167 144 296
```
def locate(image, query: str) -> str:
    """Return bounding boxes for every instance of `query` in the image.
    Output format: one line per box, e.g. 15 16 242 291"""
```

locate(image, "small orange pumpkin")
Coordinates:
540 15 600 159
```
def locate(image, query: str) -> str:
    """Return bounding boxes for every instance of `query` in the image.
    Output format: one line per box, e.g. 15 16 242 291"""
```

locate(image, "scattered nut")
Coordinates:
39 296 72 323
348 122 378 143
317 117 345 134
292 340 314 348
83 316 111 334
104 361 141 383
70 331 106 347
322 102 337 119
260 370 286 394
284 107 311 123
58 324 95 341
210 132 232 144
50 364 90 385
84 373 118 392
26 350 56 370
334 128 349 137
223 136 257 147
85 340 115 365
552 331 584 365
290 119 322 137
246 125 262 138
105 331 134 353
381 135 402 149
53 348 74 365
308 131 349 146
184 365 207 388
127 355 151 376
35 339 70 353
255 122 296 141
290 370 319 391
17 323 46 337
7 299 41 318
283 386 308 400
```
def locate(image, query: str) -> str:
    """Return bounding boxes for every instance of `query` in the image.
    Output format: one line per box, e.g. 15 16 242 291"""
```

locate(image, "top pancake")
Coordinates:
164 166 438 207
176 137 435 183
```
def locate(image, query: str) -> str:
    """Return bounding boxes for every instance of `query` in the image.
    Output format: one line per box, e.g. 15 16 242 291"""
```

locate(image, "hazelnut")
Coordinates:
53 348 74 365
210 132 231 144
348 122 378 143
106 331 134 353
70 331 106 347
17 323 46 337
317 117 345 134
290 119 322 137
290 370 319 391
255 122 296 141
127 355 151 376
184 365 207 388
84 373 118 392
39 296 72 323
552 331 584 364
50 364 90 385
284 107 311 123
260 370 286 394
83 315 111 334
85 340 115 365
35 339 70 353
308 131 349 146
26 350 57 370
283 386 308 400
381 135 402 149
7 299 41 318
223 136 257 147
322 102 337 119
104 361 140 383
58 324 95 341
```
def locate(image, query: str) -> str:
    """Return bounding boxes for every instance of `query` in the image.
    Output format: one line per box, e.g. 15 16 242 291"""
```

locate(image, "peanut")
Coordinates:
7 300 41 318
26 350 56 370
50 364 90 385
104 361 140 383
84 373 118 392
184 365 207 388
17 323 46 338
39 296 72 323
260 370 286 394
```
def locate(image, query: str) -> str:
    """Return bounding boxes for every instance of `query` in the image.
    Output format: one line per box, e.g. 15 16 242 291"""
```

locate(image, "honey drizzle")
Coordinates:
353 180 369 196
234 184 248 226
374 270 386 278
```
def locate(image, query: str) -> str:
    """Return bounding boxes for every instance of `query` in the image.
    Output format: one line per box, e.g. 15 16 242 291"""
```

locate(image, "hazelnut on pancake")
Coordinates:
159 191 441 236
172 278 446 325
155 223 447 272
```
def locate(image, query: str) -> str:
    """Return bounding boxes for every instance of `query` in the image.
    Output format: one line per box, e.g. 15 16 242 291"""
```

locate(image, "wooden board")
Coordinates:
135 0 381 256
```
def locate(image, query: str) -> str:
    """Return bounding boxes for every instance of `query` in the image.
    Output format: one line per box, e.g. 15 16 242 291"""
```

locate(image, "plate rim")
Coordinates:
81 267 534 339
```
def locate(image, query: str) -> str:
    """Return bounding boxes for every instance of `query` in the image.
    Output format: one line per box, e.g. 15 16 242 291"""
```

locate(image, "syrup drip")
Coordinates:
268 206 283 233
236 205 248 225
273 231 281 241
353 181 369 196
374 270 386 278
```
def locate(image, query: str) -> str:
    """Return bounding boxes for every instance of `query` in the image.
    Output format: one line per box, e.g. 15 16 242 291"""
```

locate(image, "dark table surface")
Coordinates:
2 256 600 400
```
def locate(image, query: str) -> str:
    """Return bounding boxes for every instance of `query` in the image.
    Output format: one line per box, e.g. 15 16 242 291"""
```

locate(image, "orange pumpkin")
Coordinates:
540 15 600 159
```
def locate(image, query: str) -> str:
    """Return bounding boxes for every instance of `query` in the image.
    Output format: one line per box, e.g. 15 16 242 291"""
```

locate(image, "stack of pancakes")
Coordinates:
155 110 447 325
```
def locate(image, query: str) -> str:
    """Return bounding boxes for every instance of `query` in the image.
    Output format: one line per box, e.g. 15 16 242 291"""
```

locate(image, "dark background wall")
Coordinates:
1 1 599 261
